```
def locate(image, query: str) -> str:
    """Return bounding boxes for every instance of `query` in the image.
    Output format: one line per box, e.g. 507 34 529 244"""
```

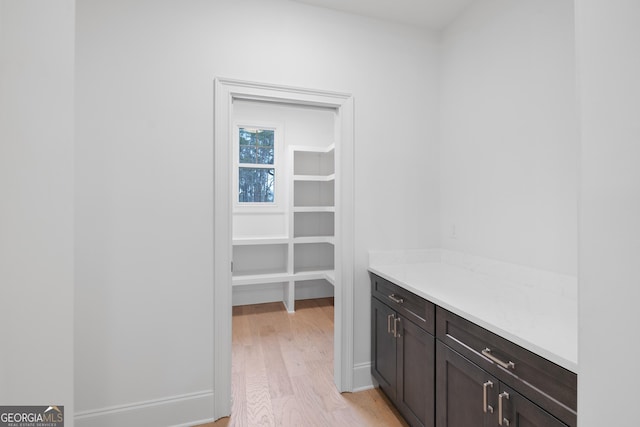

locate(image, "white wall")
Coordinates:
576 0 640 425
0 0 75 424
439 0 579 275
75 0 440 424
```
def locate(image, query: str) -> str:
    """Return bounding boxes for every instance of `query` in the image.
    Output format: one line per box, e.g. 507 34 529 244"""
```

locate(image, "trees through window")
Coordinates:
238 127 275 203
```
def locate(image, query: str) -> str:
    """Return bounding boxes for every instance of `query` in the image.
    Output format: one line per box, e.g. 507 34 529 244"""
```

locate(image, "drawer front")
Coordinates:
371 273 435 334
436 307 577 426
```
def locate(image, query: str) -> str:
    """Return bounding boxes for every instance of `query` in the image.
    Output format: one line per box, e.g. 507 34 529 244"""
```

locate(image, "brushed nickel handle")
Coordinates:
387 313 395 334
388 294 404 304
498 391 510 426
482 348 516 370
483 381 494 413
394 317 402 338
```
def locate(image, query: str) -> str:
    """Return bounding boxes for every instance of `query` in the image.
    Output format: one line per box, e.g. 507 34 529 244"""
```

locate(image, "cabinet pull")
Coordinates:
483 381 494 413
394 317 402 338
387 313 395 334
498 391 510 426
388 294 404 304
482 348 516 370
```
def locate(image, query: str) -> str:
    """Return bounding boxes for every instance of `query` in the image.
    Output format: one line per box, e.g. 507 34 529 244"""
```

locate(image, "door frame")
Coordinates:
213 77 355 418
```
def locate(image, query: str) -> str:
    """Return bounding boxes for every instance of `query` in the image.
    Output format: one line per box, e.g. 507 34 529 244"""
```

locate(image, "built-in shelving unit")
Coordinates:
232 144 336 312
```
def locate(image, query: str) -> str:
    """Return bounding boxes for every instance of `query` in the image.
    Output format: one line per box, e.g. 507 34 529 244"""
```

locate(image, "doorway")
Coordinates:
213 78 355 419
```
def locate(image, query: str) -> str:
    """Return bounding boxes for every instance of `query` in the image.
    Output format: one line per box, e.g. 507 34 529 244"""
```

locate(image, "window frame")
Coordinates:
233 122 284 212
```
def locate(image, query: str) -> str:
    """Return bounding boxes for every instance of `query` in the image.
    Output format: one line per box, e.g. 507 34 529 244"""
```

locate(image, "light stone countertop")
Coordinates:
369 261 578 373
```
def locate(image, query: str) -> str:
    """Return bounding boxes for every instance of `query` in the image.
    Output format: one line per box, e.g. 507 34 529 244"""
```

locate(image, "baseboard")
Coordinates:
352 362 375 392
74 390 213 427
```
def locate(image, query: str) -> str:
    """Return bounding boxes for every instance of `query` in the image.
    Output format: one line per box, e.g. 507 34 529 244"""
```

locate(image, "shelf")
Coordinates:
293 206 335 213
293 236 334 244
290 144 335 153
233 236 289 245
324 270 335 286
231 143 336 310
232 270 335 287
293 173 335 182
232 272 291 286
293 269 335 286
295 236 334 245
233 236 335 245
292 145 335 177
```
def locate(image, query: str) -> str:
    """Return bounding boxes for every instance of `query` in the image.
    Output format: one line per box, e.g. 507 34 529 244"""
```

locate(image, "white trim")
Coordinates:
75 391 213 427
352 362 375 392
213 78 233 419
214 77 355 419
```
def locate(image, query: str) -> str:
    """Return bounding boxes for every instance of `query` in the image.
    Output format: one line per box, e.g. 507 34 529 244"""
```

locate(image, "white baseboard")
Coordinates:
352 362 375 392
75 390 213 427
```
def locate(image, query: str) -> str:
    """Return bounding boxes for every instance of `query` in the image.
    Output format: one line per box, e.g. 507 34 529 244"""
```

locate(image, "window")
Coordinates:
237 127 276 204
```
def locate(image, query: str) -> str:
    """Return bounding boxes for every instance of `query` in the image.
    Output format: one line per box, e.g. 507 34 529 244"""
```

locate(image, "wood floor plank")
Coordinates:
270 395 306 427
243 343 276 426
230 369 247 427
197 298 408 427
259 325 294 399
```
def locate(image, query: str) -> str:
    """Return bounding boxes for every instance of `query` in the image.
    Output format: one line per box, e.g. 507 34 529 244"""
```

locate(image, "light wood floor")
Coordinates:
196 298 408 427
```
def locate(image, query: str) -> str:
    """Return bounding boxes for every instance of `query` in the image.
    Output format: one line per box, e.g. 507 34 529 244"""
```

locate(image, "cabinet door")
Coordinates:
397 315 435 427
371 297 397 400
436 341 498 427
499 385 569 427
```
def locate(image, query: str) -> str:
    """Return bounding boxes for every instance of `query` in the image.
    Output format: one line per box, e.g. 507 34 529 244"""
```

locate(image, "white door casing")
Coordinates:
213 78 355 419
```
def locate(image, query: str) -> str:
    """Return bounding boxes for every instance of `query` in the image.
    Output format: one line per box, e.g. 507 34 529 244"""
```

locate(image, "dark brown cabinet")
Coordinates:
501 385 569 427
436 341 568 427
372 297 398 400
370 272 577 427
371 275 435 427
435 340 498 427
436 307 577 426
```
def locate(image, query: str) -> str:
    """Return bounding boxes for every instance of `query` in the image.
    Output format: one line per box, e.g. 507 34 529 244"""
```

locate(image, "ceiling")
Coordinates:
290 0 475 30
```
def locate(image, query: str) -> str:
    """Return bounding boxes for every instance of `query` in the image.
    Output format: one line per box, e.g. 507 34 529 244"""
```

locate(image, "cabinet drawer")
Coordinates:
436 307 577 426
371 273 435 334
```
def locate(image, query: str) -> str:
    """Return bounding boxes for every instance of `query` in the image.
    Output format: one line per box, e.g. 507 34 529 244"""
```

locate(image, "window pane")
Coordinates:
239 146 256 163
239 127 274 165
256 147 274 164
239 128 256 145
256 130 274 147
239 167 275 203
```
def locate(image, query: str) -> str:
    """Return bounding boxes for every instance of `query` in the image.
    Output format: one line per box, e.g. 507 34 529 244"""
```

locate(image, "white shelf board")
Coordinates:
232 269 335 287
292 269 335 286
324 270 335 286
293 173 335 182
232 236 289 245
290 144 335 153
232 272 290 286
293 206 335 213
293 236 335 244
